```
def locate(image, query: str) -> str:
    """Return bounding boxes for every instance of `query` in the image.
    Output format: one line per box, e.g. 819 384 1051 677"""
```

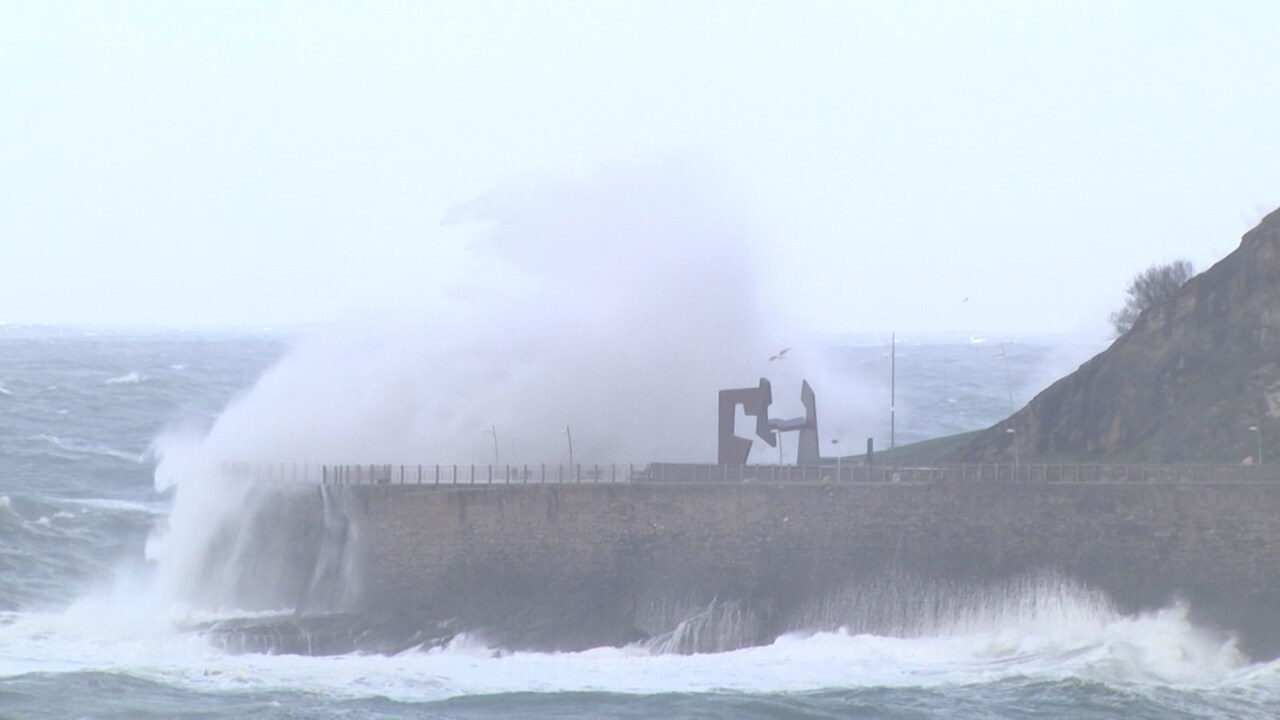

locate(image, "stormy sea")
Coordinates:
2 325 1278 719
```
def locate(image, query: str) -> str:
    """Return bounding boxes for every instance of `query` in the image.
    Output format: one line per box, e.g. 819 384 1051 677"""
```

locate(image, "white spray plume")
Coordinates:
149 158 864 607
159 159 857 468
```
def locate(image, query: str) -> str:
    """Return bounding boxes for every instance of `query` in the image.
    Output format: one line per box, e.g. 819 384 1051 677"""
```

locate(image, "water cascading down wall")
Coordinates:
309 479 1280 660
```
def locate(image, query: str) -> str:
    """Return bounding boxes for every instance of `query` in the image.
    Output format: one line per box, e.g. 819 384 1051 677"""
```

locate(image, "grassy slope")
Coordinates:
843 430 983 465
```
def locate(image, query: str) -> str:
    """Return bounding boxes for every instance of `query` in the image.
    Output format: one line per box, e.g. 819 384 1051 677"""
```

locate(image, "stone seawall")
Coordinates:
347 481 1280 658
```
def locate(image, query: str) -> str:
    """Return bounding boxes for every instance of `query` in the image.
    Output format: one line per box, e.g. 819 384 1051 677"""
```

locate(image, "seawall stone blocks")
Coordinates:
350 481 1280 657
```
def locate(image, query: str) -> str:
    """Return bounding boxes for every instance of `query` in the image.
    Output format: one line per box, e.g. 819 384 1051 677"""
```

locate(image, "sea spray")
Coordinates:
148 160 868 616
628 571 1248 674
796 572 1119 640
296 484 363 615
646 598 770 654
149 443 326 612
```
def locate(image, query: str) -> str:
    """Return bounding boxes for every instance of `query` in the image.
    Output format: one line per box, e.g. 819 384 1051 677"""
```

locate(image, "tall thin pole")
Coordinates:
564 425 574 468
490 425 499 466
891 331 896 451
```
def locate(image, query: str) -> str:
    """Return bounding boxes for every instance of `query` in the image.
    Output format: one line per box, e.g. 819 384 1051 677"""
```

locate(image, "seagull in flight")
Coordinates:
770 348 790 361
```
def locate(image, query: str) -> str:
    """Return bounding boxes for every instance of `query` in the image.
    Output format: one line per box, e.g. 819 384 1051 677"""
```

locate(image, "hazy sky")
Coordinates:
3 0 1278 337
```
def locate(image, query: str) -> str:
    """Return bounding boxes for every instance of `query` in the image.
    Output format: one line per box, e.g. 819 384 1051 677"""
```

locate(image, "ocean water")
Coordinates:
2 325 1277 719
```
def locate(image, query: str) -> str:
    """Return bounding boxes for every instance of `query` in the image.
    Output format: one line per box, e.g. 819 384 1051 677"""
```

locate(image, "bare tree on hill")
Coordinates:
1110 259 1196 337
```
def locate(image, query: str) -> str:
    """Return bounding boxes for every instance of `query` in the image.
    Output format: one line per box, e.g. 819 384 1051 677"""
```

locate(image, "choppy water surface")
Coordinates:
1 326 1276 719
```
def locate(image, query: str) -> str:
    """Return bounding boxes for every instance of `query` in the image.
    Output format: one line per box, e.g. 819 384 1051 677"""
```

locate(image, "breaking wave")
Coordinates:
0 578 1259 703
27 434 143 463
105 372 142 385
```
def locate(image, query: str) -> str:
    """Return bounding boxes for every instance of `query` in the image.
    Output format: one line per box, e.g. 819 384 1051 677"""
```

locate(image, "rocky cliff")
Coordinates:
957 207 1280 463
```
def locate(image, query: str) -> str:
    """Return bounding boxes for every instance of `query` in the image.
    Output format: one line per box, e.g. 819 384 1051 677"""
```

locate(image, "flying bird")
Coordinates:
770 348 790 361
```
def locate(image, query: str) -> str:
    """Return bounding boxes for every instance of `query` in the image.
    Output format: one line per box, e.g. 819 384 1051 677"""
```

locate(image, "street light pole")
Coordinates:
1250 425 1262 466
562 425 574 469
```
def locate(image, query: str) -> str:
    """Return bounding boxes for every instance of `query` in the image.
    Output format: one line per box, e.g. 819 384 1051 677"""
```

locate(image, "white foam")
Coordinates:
0 598 1265 703
105 371 142 385
0 561 1263 701
36 434 144 463
62 497 166 515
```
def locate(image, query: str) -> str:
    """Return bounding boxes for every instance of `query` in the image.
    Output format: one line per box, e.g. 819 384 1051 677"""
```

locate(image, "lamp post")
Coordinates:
561 425 574 469
1006 427 1019 481
1250 425 1262 466
831 438 841 481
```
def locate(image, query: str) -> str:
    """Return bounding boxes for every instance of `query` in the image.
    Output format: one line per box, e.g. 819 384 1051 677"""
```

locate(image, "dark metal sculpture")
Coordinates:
718 378 820 465
718 379 776 465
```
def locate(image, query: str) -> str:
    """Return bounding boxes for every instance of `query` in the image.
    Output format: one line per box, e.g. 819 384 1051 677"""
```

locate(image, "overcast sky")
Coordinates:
3 0 1278 337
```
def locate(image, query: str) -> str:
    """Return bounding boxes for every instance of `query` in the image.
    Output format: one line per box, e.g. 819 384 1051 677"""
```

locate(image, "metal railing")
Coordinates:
221 461 1280 486
222 462 637 485
642 462 1280 484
